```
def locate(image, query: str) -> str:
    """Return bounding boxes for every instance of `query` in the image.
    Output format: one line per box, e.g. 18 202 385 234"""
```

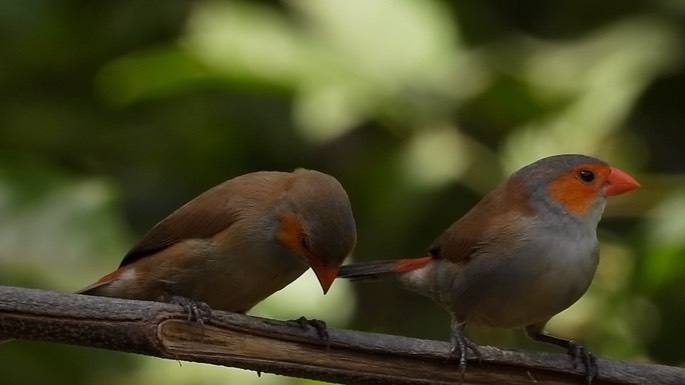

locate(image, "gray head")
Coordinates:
276 169 357 293
509 154 612 224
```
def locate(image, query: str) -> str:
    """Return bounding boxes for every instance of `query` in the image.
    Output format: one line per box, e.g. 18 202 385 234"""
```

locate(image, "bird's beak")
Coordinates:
310 262 339 294
605 167 640 196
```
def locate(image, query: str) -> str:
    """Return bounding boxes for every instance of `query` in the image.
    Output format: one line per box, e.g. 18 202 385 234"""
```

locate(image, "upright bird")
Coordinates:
79 169 357 314
338 154 639 383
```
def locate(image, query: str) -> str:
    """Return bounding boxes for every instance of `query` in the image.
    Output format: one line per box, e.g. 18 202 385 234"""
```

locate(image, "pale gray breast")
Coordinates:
416 215 601 328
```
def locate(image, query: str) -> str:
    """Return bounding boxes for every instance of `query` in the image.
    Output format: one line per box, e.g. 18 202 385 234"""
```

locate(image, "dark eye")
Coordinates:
578 169 595 183
300 235 310 251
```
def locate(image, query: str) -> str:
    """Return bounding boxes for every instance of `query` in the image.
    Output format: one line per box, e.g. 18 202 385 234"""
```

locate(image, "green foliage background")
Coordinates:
1 0 685 384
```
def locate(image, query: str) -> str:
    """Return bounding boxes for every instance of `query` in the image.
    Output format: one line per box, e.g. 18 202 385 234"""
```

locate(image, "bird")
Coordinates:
337 154 640 383
78 168 357 316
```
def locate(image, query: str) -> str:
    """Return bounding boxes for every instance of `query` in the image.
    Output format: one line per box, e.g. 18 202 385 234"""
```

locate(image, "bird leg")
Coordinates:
290 316 329 342
525 324 598 384
161 293 212 327
448 316 481 375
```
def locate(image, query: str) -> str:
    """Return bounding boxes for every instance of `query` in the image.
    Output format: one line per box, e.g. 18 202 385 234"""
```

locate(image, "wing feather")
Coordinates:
119 172 288 267
429 180 534 264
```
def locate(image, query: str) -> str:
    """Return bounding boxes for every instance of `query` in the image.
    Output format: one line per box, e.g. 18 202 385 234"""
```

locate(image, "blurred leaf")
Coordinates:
0 155 130 290
640 189 685 290
96 48 210 105
498 17 682 169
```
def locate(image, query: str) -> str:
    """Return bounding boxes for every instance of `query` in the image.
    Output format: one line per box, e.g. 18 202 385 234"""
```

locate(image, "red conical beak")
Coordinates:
605 167 640 196
310 262 339 294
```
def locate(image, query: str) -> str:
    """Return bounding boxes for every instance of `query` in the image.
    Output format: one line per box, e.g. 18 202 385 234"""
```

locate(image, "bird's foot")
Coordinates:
291 316 329 342
567 340 598 384
524 326 599 384
162 294 212 326
448 331 482 375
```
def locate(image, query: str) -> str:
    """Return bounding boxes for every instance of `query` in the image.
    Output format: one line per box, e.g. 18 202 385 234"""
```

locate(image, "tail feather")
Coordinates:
76 267 131 296
338 257 432 280
337 260 400 280
76 280 111 296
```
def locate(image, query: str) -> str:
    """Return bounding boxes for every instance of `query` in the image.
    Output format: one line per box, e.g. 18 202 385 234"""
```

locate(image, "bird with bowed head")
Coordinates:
338 154 640 383
79 169 357 317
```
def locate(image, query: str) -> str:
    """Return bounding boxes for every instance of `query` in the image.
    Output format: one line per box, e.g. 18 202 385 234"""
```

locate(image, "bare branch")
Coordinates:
0 285 681 385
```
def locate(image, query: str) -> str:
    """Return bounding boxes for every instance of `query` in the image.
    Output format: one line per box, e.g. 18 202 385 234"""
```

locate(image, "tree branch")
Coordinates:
0 285 681 385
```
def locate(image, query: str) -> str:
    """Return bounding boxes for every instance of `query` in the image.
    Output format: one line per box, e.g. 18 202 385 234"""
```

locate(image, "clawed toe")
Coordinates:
448 332 481 374
292 316 329 342
162 294 212 326
525 326 599 384
567 340 598 384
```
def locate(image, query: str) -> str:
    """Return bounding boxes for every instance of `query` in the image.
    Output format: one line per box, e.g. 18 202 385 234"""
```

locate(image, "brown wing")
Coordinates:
119 172 286 267
120 207 239 267
429 180 534 264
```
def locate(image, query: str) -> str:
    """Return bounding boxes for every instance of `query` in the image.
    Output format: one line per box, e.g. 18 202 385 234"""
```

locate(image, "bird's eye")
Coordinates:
300 235 311 251
578 169 595 183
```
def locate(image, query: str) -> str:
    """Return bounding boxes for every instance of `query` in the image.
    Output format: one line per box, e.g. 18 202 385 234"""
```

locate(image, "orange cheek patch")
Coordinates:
547 174 599 216
276 211 307 256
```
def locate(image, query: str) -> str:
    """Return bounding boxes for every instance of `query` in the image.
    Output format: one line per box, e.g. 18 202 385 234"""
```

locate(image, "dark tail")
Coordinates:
337 257 432 280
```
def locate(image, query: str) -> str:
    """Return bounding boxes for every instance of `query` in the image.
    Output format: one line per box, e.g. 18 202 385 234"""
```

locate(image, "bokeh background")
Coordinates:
1 0 685 384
